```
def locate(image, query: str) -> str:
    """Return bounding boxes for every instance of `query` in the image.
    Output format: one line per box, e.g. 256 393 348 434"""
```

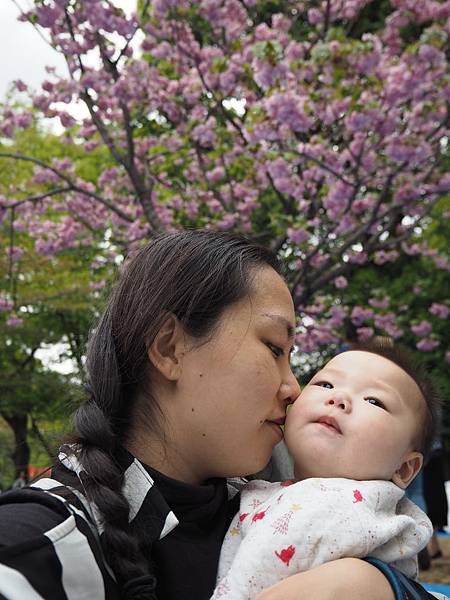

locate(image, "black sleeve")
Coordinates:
0 487 121 600
365 558 444 600
0 501 66 547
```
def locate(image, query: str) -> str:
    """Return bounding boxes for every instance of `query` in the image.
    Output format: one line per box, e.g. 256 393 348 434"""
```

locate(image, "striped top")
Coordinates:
0 446 237 599
0 446 443 600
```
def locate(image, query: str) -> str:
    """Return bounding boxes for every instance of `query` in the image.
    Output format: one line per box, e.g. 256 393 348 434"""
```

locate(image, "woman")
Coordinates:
0 230 438 600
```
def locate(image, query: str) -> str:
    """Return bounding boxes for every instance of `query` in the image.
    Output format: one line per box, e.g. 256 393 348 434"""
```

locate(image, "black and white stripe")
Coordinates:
0 447 178 599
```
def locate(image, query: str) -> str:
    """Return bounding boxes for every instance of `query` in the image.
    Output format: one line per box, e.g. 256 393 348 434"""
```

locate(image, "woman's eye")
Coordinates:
315 381 333 389
365 397 385 409
267 343 283 358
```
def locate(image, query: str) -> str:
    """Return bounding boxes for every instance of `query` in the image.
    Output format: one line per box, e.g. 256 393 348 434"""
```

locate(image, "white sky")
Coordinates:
0 0 134 100
0 1 66 99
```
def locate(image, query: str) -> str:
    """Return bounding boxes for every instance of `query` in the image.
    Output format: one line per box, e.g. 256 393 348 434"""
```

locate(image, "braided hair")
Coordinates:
66 230 281 599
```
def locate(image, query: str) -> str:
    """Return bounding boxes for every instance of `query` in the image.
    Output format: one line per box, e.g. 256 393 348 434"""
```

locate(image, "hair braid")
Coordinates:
72 402 157 599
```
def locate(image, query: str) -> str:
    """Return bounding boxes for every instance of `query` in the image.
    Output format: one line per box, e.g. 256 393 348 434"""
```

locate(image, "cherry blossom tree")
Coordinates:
1 0 449 366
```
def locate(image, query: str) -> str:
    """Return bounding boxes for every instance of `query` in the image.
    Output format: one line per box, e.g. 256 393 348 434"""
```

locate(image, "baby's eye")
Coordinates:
365 397 385 409
314 381 333 389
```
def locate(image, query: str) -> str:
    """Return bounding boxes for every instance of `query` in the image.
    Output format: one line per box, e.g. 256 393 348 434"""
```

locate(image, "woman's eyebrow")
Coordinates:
261 313 295 341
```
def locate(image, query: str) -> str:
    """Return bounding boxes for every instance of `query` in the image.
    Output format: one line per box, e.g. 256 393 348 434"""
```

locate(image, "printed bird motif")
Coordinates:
353 489 364 503
252 508 269 523
275 545 296 566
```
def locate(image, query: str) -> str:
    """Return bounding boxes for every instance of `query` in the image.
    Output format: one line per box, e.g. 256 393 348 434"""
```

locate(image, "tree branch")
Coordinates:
0 152 134 222
30 416 54 460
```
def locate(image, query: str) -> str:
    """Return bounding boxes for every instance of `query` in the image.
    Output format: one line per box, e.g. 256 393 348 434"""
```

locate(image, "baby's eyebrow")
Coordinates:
261 313 295 341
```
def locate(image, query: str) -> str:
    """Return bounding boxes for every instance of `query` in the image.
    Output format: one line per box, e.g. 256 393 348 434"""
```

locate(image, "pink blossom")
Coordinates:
307 8 323 25
6 246 24 262
446 351 450 363
333 214 355 236
347 251 368 265
287 227 309 245
6 314 23 327
357 327 374 342
0 298 14 312
16 113 33 128
15 79 27 92
374 250 399 265
334 276 348 289
431 173 450 193
434 256 450 270
411 320 433 337
217 214 236 230
207 166 225 183
416 338 440 351
84 140 100 152
295 331 319 353
89 280 106 290
351 306 374 326
429 303 450 319
328 306 347 328
310 253 328 268
368 297 390 309
191 118 217 147
59 112 76 128
265 93 313 133
351 196 377 214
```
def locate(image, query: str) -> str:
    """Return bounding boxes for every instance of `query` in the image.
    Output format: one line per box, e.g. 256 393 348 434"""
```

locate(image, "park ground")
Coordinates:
419 535 450 585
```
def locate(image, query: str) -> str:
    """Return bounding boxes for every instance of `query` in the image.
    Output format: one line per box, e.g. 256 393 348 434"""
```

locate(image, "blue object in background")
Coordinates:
422 583 450 596
406 470 427 512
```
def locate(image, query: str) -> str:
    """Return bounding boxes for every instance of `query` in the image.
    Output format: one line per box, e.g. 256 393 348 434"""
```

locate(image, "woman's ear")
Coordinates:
392 451 423 489
147 314 185 381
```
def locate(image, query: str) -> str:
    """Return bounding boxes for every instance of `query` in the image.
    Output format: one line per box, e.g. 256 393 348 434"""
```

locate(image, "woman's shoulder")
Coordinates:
0 485 70 546
0 480 120 600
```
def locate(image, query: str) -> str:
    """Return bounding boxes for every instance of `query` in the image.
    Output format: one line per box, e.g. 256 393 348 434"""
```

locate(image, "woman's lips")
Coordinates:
266 419 284 439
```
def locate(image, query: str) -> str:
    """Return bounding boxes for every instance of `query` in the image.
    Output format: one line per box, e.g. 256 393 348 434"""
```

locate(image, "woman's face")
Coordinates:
170 266 300 482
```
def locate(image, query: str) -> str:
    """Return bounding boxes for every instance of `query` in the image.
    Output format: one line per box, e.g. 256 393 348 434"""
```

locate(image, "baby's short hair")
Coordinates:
350 338 442 462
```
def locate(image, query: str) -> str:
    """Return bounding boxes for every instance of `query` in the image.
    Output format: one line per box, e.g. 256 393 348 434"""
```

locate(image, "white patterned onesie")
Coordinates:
212 478 432 600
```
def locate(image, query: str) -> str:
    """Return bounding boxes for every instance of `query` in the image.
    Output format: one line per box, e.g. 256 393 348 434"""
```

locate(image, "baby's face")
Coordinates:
285 351 425 484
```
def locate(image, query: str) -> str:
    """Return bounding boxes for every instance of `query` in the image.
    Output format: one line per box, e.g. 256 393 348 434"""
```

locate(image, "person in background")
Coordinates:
406 469 431 570
423 418 449 561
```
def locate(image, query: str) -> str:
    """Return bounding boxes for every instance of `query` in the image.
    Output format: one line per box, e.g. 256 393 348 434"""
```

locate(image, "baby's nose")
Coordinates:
326 391 351 412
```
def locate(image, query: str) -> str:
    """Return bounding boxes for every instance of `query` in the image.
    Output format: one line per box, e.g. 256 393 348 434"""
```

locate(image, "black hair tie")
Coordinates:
123 575 157 599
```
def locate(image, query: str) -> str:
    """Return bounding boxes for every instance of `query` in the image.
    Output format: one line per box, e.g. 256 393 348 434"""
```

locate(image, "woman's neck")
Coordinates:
123 430 206 485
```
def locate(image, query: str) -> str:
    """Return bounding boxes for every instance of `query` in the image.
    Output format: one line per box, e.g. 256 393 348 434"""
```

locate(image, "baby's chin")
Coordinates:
292 458 358 481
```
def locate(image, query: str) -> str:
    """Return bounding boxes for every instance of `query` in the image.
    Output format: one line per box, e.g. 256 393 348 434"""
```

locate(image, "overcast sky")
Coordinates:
0 1 66 100
0 0 132 101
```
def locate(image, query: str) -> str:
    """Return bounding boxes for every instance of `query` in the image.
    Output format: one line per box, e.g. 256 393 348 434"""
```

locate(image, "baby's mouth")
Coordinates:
316 416 342 434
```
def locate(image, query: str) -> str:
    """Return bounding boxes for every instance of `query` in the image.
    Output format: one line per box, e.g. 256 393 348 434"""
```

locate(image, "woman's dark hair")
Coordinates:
350 338 442 462
68 230 281 599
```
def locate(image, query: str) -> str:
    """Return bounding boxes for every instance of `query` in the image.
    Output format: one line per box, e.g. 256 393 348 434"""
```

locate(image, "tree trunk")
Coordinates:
1 413 30 482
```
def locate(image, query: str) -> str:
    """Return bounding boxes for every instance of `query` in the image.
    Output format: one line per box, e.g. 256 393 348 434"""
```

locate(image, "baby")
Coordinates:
212 342 440 600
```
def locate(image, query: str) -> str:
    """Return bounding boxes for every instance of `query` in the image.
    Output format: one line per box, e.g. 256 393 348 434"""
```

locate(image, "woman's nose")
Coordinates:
326 390 351 412
279 369 301 406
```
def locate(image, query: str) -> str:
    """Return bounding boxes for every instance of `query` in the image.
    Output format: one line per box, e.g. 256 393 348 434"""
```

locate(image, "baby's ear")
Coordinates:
392 452 423 489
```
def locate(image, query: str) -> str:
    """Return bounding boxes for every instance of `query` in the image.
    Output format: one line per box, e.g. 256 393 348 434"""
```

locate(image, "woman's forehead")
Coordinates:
250 267 295 318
